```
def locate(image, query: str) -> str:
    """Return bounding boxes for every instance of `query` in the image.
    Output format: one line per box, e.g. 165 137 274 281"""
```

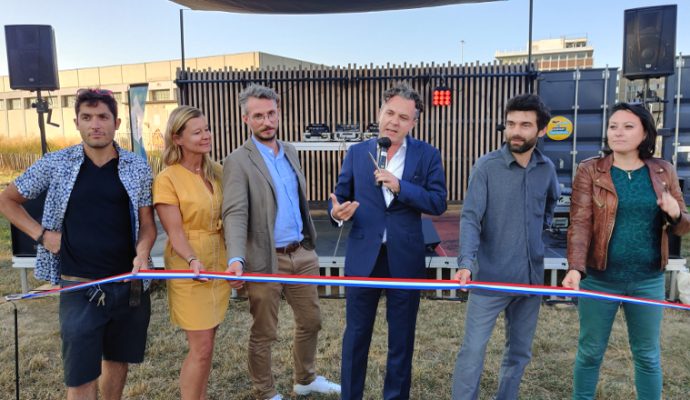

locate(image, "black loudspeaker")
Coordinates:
10 191 47 256
422 218 441 253
4 25 59 91
623 5 677 79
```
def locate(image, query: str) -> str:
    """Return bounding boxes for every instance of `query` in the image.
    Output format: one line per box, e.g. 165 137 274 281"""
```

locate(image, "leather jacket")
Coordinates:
567 154 690 274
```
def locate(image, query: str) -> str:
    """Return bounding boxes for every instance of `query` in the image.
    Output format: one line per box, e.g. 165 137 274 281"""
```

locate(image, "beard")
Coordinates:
254 126 276 142
507 135 538 154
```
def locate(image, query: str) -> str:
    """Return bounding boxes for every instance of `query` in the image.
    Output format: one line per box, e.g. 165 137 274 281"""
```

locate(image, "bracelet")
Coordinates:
36 228 47 245
186 255 198 265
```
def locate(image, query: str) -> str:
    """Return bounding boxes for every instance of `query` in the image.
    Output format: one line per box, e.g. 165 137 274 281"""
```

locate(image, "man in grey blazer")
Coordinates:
222 84 340 400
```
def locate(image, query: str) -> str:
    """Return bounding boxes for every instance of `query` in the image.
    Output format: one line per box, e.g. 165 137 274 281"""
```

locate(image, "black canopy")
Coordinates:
169 0 500 14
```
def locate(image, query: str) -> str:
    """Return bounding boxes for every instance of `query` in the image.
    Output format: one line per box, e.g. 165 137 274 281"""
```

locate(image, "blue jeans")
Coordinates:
573 274 664 400
451 293 541 400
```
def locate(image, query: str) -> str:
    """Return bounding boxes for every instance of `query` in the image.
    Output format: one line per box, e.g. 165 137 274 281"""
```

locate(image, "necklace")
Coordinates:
181 163 202 174
614 161 643 181
619 165 643 180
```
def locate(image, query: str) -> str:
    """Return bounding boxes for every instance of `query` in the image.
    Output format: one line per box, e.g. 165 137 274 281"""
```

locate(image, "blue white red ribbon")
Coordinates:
5 270 690 311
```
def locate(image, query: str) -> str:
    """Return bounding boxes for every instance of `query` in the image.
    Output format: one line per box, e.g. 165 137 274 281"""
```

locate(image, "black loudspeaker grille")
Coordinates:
5 25 60 90
623 5 677 79
10 191 47 256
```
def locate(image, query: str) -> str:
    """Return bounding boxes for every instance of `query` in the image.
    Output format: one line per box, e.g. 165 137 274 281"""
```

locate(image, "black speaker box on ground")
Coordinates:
422 218 441 254
4 25 59 91
623 5 677 79
10 191 47 256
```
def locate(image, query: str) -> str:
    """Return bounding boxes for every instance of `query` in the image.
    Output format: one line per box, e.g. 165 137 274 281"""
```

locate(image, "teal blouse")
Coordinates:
588 165 663 282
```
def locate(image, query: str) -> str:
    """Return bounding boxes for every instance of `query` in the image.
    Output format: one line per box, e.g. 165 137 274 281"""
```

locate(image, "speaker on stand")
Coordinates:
623 5 677 80
4 24 60 154
5 25 59 91
4 25 59 257
622 5 677 111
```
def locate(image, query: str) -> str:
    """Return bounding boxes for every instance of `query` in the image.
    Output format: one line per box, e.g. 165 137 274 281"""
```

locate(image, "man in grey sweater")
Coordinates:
451 94 560 400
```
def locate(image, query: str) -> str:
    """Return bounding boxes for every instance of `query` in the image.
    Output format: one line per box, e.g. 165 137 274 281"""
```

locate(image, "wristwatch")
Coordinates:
36 228 47 245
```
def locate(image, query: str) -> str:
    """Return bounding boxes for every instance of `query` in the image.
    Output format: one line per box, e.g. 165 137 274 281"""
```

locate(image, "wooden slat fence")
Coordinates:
177 61 533 201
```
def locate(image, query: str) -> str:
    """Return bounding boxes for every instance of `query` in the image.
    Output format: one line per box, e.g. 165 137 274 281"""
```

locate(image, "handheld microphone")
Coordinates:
376 137 392 186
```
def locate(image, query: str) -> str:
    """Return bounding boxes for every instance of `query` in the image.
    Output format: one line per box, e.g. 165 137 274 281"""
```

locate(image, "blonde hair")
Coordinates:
162 105 220 182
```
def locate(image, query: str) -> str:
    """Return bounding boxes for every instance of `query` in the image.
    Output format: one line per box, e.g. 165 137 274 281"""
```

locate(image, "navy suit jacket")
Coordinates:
331 136 447 278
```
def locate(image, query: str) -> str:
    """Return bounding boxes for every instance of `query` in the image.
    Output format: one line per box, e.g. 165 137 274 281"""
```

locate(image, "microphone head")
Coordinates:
377 137 392 149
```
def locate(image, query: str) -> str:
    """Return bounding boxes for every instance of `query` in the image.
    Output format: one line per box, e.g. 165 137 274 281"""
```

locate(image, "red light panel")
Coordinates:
432 88 451 106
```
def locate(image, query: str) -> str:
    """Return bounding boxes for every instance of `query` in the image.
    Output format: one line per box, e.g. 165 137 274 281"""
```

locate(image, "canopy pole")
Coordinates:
527 0 534 93
179 9 187 104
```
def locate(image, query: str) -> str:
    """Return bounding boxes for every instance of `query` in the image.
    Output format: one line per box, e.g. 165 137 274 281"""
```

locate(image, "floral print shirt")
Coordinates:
14 143 153 284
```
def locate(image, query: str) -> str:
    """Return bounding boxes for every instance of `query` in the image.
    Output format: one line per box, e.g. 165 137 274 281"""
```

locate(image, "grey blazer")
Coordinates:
222 138 317 274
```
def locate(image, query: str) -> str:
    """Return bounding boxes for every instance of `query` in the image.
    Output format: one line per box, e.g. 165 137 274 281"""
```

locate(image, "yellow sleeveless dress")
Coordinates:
153 163 230 330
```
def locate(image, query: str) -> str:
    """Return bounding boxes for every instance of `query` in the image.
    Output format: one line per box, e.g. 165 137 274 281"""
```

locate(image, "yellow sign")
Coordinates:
546 116 573 141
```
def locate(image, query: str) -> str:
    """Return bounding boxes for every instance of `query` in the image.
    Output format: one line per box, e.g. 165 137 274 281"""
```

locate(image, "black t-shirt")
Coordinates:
60 156 135 279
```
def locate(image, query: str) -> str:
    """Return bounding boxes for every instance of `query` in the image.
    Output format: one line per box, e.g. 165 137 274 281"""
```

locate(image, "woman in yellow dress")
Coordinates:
153 105 240 399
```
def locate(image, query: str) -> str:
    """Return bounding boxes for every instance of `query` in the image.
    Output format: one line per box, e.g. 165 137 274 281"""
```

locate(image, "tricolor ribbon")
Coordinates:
5 270 690 311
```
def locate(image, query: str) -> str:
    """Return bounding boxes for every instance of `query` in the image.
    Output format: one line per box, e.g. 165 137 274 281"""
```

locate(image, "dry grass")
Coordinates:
0 169 21 190
1 253 690 399
0 138 164 176
0 137 80 154
0 168 689 399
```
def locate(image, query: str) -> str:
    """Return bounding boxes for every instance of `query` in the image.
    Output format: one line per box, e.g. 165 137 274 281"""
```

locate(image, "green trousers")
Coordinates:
572 274 664 400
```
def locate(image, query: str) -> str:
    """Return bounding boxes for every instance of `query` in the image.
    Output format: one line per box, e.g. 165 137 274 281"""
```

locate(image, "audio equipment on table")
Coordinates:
303 123 332 141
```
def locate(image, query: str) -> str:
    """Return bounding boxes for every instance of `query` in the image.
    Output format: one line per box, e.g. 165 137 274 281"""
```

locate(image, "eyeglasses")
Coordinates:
250 110 279 123
76 88 114 98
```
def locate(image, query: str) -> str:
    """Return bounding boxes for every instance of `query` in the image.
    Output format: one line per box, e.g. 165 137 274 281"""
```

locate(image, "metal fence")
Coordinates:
177 61 533 201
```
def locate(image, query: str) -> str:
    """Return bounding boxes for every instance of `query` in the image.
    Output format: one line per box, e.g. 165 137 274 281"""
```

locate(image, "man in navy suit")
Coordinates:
330 81 447 399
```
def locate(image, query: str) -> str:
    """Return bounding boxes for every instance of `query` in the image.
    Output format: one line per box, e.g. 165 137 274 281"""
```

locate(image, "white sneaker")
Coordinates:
265 395 282 400
293 375 341 395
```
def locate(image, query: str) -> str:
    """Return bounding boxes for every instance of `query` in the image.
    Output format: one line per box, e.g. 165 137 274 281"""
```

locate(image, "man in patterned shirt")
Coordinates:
0 88 156 400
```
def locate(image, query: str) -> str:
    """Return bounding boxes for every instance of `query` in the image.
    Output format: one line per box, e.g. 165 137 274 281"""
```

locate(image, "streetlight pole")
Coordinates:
460 40 465 65
527 0 534 93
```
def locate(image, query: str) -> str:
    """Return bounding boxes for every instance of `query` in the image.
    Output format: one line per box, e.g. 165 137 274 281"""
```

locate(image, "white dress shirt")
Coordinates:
382 139 406 242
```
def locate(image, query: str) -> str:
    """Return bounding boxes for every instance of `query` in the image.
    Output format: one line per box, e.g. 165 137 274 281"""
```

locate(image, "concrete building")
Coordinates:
0 52 319 147
495 37 594 71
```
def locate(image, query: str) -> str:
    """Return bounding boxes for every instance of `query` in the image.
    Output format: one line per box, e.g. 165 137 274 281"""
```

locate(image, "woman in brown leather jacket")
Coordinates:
562 102 690 400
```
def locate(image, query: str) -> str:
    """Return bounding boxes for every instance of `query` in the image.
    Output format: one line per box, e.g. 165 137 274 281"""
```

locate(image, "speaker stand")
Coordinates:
12 301 20 400
642 77 649 110
33 90 50 156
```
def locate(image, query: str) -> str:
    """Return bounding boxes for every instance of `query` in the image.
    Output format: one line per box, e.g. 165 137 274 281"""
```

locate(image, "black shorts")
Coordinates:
59 280 151 387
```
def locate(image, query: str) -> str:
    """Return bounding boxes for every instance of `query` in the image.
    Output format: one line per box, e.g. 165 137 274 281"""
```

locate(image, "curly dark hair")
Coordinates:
504 94 551 131
74 88 118 119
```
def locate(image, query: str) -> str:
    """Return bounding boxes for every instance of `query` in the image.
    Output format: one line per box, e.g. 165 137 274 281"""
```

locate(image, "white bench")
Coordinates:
11 256 165 293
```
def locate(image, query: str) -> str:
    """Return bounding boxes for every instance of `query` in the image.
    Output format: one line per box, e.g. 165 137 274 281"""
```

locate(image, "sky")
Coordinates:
0 0 689 76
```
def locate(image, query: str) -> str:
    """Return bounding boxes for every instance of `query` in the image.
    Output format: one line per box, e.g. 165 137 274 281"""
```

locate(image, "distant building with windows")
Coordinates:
495 37 594 71
0 52 319 146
